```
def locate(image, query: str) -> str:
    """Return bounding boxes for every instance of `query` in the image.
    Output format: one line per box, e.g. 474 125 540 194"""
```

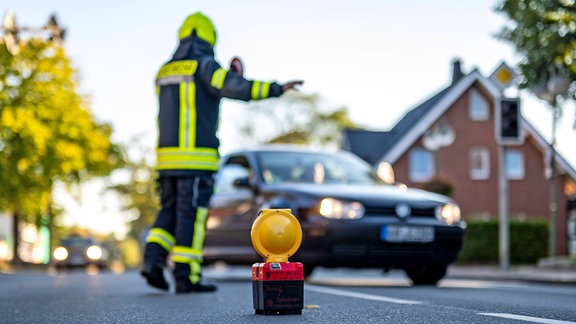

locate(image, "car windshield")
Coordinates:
60 238 93 247
257 151 385 185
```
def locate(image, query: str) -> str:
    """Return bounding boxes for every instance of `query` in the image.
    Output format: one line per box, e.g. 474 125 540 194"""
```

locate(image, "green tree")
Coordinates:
496 0 576 110
0 38 122 263
239 92 359 147
106 139 159 242
104 138 160 268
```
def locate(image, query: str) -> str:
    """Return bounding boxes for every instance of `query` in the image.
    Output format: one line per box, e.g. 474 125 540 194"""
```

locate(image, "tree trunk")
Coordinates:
11 210 22 264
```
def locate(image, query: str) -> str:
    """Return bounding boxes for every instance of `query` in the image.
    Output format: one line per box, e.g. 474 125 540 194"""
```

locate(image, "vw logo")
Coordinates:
395 203 411 219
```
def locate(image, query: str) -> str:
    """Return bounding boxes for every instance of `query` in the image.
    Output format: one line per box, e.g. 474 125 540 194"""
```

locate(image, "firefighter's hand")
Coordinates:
229 57 243 76
282 80 304 92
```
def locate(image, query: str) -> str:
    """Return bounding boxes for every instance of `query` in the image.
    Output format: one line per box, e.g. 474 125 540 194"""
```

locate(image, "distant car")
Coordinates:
52 236 109 270
203 145 466 285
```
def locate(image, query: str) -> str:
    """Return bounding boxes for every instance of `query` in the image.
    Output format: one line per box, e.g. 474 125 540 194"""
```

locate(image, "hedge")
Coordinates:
457 219 549 264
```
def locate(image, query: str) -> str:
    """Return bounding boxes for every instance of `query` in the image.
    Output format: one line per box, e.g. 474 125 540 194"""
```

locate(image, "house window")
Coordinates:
506 149 524 180
469 90 489 121
409 148 435 182
470 147 490 180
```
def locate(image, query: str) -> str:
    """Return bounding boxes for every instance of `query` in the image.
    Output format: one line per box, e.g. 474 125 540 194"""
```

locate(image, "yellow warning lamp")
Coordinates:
250 209 302 263
251 209 304 315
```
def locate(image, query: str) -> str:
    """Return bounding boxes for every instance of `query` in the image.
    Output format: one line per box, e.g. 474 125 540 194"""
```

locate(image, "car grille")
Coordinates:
363 206 436 217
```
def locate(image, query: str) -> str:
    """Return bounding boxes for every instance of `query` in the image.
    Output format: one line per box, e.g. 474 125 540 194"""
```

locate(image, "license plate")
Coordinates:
381 225 434 243
68 256 84 265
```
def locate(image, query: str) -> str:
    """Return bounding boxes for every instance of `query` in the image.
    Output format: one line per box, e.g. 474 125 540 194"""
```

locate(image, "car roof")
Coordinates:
224 144 340 156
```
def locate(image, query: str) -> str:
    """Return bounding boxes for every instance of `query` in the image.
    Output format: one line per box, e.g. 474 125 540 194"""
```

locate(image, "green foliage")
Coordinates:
239 92 360 148
423 178 454 197
0 38 123 219
496 0 576 104
106 140 159 240
118 236 142 269
458 219 549 264
458 220 498 263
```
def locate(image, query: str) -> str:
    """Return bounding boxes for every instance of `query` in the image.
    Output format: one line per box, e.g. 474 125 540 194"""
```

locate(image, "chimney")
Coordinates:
451 58 463 85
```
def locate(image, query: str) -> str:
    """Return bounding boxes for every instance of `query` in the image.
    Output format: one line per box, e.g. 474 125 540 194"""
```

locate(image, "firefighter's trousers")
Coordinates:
143 174 214 283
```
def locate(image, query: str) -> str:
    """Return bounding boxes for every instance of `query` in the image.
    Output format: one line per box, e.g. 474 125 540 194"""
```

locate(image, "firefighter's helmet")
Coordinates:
178 12 217 46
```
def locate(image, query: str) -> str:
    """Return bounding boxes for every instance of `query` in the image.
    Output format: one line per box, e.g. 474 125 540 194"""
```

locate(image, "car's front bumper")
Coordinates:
53 256 107 268
299 218 465 269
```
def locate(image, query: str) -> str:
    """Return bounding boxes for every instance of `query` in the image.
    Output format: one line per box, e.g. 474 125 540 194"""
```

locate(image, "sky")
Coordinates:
3 1 575 237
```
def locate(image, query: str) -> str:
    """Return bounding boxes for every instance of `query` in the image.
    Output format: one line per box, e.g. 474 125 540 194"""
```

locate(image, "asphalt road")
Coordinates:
1 266 576 323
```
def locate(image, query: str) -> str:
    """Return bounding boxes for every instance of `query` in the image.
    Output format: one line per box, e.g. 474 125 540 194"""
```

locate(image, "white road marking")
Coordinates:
439 279 527 289
478 313 576 324
305 286 574 322
305 285 422 305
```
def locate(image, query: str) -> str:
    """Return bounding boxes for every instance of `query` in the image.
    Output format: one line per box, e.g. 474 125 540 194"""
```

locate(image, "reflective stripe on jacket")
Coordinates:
155 38 284 174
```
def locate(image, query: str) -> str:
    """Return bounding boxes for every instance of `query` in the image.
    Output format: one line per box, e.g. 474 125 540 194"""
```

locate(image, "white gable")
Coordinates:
382 70 501 164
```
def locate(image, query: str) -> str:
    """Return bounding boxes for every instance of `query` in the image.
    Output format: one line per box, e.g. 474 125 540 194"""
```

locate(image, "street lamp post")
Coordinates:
532 68 571 257
549 107 559 256
2 11 66 55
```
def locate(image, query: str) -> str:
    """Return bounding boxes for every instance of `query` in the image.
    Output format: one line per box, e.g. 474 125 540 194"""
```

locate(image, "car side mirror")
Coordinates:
233 177 251 188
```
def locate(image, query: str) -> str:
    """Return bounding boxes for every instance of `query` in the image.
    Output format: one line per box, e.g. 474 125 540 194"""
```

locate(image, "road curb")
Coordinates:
447 265 576 285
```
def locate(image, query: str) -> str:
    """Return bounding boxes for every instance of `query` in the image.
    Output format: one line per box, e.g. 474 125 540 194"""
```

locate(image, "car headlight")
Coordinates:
319 198 365 220
53 247 68 261
436 203 461 225
86 245 103 260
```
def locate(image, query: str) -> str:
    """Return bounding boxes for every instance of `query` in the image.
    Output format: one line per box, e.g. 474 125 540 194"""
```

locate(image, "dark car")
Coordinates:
203 145 466 285
52 236 109 270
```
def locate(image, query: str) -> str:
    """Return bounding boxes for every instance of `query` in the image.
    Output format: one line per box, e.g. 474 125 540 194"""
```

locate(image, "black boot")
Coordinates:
140 263 169 291
141 242 170 291
175 279 217 293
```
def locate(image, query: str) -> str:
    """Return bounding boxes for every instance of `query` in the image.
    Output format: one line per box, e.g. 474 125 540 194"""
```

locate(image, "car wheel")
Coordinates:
404 265 447 285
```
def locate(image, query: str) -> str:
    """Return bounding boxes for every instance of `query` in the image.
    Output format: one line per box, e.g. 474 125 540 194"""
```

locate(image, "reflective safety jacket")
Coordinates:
155 37 284 175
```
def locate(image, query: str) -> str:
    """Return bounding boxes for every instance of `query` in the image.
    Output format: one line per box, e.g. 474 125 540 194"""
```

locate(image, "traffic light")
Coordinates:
497 98 523 145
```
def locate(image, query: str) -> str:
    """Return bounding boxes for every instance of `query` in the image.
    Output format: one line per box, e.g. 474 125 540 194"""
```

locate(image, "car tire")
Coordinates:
404 265 447 285
303 265 315 278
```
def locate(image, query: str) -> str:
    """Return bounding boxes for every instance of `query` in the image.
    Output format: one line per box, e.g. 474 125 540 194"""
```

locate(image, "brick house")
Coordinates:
342 60 576 256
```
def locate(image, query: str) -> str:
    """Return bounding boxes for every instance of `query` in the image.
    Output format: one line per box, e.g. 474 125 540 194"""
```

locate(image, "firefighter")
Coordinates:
141 12 303 293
